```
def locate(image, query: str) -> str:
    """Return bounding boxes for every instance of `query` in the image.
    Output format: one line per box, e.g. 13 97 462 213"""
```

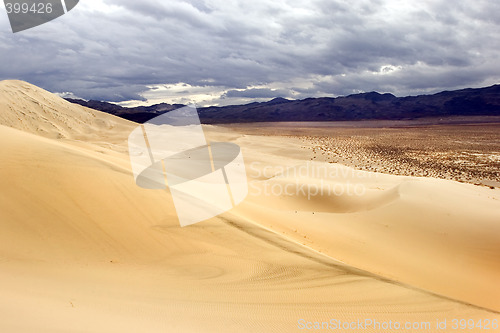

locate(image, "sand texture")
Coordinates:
0 80 499 332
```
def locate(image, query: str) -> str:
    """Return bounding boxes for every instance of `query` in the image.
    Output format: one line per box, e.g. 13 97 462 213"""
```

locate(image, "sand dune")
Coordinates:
0 81 499 332
231 133 500 311
0 80 134 142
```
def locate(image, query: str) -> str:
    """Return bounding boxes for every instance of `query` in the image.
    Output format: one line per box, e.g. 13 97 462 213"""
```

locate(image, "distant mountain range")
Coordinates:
66 84 500 123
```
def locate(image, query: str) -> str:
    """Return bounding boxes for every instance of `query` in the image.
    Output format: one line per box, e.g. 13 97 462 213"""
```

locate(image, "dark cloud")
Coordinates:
0 0 498 105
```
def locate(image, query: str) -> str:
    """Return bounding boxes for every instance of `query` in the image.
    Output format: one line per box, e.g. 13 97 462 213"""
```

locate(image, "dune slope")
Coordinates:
0 80 134 141
0 81 499 332
232 131 500 311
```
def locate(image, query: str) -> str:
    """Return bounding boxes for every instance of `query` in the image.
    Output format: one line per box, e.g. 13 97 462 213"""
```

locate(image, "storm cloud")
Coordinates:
0 0 499 106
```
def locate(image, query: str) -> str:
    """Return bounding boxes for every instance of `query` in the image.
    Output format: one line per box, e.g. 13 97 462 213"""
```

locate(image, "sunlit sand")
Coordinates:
0 81 499 332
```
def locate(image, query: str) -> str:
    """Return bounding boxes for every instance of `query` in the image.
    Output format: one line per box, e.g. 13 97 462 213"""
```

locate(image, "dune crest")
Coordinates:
0 80 134 141
230 131 500 311
0 81 498 332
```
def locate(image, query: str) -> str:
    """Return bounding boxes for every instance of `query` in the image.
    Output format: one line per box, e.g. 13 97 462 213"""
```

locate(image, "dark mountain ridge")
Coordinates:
66 84 500 124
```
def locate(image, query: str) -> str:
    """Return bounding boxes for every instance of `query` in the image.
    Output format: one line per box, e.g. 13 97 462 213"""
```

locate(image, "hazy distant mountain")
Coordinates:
65 98 184 123
66 84 500 123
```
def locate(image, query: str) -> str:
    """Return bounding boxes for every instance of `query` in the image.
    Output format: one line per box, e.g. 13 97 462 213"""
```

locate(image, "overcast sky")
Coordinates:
1 0 499 106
